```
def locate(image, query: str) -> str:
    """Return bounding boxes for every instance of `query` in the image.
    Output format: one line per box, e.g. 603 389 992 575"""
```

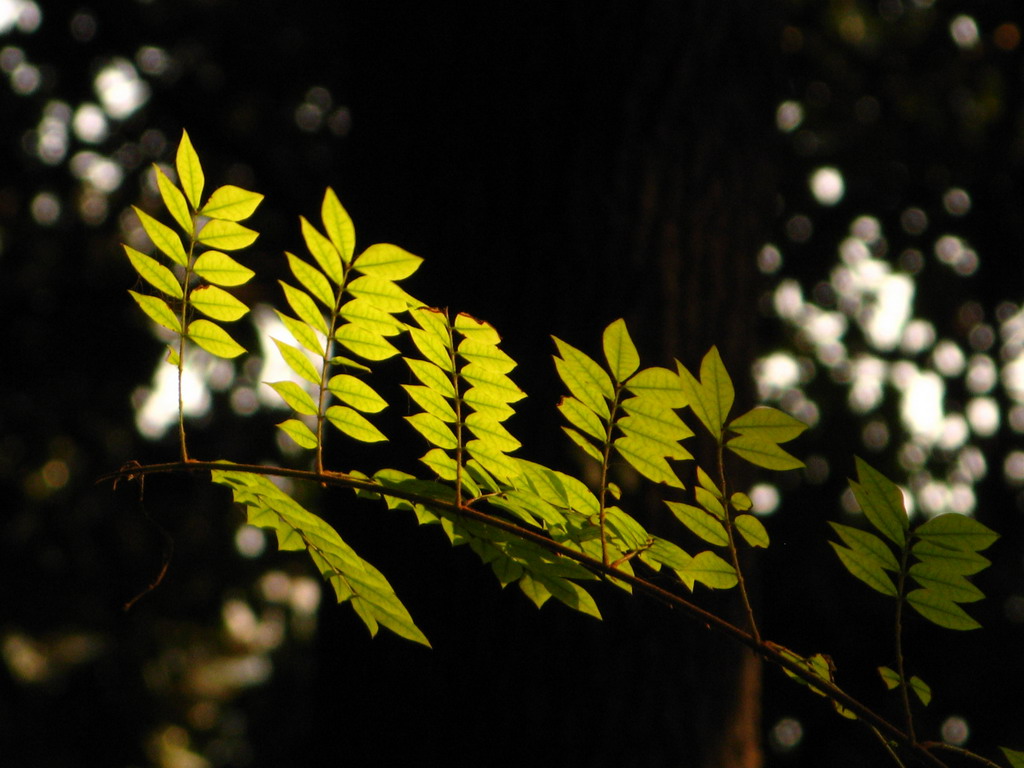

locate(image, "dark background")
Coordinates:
2 2 1023 766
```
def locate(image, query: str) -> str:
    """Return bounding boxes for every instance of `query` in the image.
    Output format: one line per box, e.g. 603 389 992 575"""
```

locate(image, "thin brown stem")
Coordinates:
895 538 916 744
717 439 760 643
597 385 623 567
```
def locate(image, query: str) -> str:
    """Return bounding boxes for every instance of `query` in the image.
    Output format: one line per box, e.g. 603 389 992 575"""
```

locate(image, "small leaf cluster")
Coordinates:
831 457 998 632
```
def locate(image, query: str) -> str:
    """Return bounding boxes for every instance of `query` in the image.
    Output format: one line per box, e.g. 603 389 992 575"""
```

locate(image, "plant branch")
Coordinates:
716 438 760 643
101 459 953 768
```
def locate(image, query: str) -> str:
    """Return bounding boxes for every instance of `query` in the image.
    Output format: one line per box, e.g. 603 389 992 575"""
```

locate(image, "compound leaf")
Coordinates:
275 311 325 357
322 187 355 264
340 298 405 337
124 245 182 299
188 319 245 358
198 219 258 251
129 291 181 333
193 250 255 286
154 166 192 232
200 184 264 222
682 550 738 590
830 522 899 572
677 347 734 438
326 405 387 443
906 588 981 630
189 284 249 322
909 562 984 603
352 242 422 280
912 539 991 575
134 206 188 266
328 374 388 413
602 318 640 384
454 313 501 345
176 129 204 210
614 435 684 488
405 358 456 398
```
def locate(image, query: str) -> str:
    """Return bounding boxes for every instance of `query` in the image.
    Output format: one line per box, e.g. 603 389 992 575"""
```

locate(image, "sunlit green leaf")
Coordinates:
193 250 255 286
850 458 908 548
726 434 804 470
878 665 900 690
463 386 515 421
677 347 734 438
829 522 899 571
454 312 501 345
466 439 520 482
326 405 387 442
134 206 188 266
563 426 604 463
616 406 693 460
188 319 245 358
682 550 737 590
558 396 606 441
625 366 687 408
335 323 399 361
402 384 457 422
552 337 614 420
276 418 318 449
409 326 454 371
457 338 516 374
200 184 264 221
734 514 769 548
697 466 721 497
909 562 984 603
906 588 981 630
285 252 334 307
912 539 991 575
405 358 456 398
176 129 204 210
406 412 458 450
460 363 525 404
274 310 324 356
273 338 321 385
189 284 249 321
1001 747 1024 768
198 219 258 251
614 435 684 488
154 166 192 232
910 676 931 706
129 290 181 333
301 215 344 284
347 274 414 313
830 541 898 596
695 486 725 519
915 512 998 552
322 188 355 264
420 447 458 481
279 281 328 335
665 501 728 546
328 374 388 413
339 300 404 339
728 406 808 443
352 242 422 280
465 412 521 453
731 492 752 511
124 245 182 299
266 381 318 415
602 318 640 384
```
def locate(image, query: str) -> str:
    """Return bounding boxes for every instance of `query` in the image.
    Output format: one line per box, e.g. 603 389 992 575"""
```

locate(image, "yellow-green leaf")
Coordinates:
321 187 355 264
465 412 521 453
129 290 181 333
454 312 501 345
154 165 192 232
347 274 414 313
275 311 325 356
273 338 321 385
558 396 606 441
189 284 249 321
466 439 520 483
134 206 188 266
734 514 769 548
851 458 908 548
405 358 456 398
602 318 640 384
409 326 454 371
266 380 318 415
728 406 808 444
727 434 804 471
193 250 255 286
334 323 400 361
553 336 614 420
562 426 604 463
352 242 422 280
301 215 344 284
625 366 687 408
402 384 457 422
830 522 899 571
614 435 684 488
176 129 204 210
830 541 898 596
677 346 734 438
683 550 737 590
906 588 981 630
188 319 245 358
277 418 318 449
328 374 388 413
198 219 258 251
326 405 387 443
285 252 334 307
200 184 264 222
909 562 984 603
460 363 525 404
457 338 516 373
915 512 998 552
912 539 990 575
340 298 405 337
665 500 728 546
406 412 457 449
124 245 182 299
280 281 328 335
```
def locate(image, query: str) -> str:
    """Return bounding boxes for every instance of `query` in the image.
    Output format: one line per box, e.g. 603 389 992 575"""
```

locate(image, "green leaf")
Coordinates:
616 400 693 459
328 374 388 413
402 384 457 422
829 522 900 572
915 512 999 552
465 412 521 453
273 338 321 385
830 541 898 596
906 588 982 630
734 514 769 548
665 501 728 546
154 166 192 232
731 492 752 511
322 187 355 264
129 291 181 333
347 274 413 313
409 326 454 371
602 318 640 384
466 439 520 482
463 385 515 421
552 337 614 420
279 281 328 335
405 358 457 398
727 434 805 471
133 206 188 266
1001 748 1024 768
457 338 516 374
677 347 734 438
352 242 423 280
682 550 738 590
326 405 387 442
124 245 182 299
200 184 264 221
198 219 259 251
340 298 405 337
406 412 458 450
193 250 255 286
189 284 249 321
334 323 399 361
695 486 725 519
459 363 525 404
562 426 604 463
187 319 245 358
878 666 900 690
285 252 334 307
454 312 501 345
909 562 984 603
850 458 908 548
276 418 318 449
301 215 344 285
266 381 318 415
420 447 458 481
275 311 325 357
558 396 606 441
614 436 684 488
912 539 991 575
625 366 687 408
728 406 808 443
176 129 204 210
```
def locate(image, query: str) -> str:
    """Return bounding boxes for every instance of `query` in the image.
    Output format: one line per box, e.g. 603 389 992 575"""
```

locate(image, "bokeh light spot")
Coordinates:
940 715 969 746
776 100 804 132
809 167 844 206
949 16 980 49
